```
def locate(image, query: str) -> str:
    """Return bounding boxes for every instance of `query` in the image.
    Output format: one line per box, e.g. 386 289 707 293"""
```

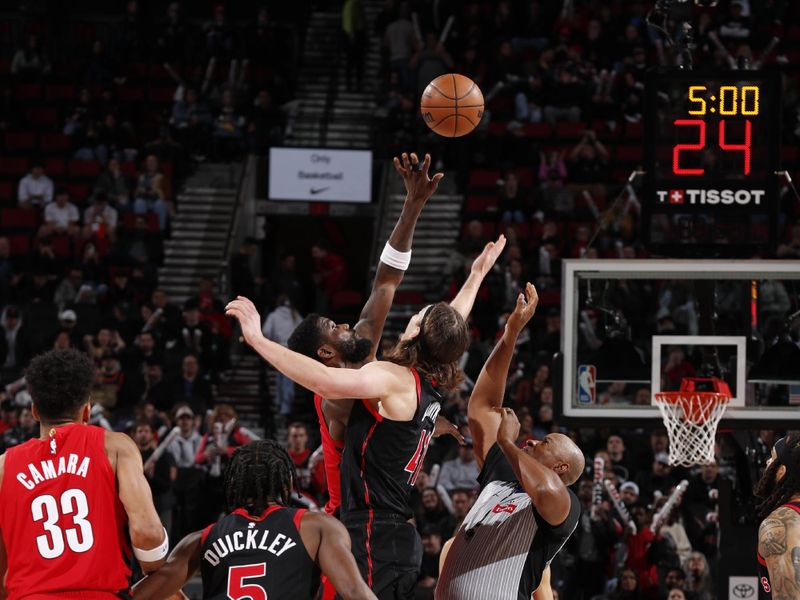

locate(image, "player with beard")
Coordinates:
226 237 504 600
754 434 800 599
287 152 466 521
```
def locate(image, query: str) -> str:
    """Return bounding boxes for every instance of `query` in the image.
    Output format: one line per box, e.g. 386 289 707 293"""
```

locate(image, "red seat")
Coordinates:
488 122 509 136
50 235 71 257
1 208 38 229
118 87 145 103
465 195 498 213
468 170 501 189
615 145 641 164
67 159 101 178
4 132 36 151
625 122 644 139
46 84 76 101
14 83 42 101
7 234 30 255
511 168 535 187
121 161 137 177
523 123 552 139
25 108 59 128
554 122 586 139
63 183 91 202
0 157 29 176
0 181 13 202
331 290 363 313
40 134 71 153
149 87 175 103
44 157 65 176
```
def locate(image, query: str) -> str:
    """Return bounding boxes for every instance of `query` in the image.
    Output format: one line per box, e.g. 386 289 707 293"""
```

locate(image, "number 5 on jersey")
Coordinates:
31 488 94 559
405 430 434 485
228 563 267 600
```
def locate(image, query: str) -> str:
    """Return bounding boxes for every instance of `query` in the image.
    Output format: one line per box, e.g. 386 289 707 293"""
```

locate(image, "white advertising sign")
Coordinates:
269 147 372 203
728 576 758 599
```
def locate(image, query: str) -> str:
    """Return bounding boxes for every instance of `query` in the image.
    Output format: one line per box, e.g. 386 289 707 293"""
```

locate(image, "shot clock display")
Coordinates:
643 69 780 256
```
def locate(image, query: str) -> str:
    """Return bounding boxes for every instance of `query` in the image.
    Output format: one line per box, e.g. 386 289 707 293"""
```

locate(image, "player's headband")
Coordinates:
774 436 800 473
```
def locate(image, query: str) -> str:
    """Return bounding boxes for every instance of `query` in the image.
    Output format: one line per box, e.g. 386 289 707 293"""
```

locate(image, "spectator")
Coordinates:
286 422 325 505
418 524 443 594
514 76 545 123
245 7 281 67
383 2 416 90
136 419 177 535
119 215 164 268
342 0 366 92
54 268 85 310
410 33 455 97
17 162 54 209
84 327 125 363
169 353 213 417
57 309 79 345
155 2 189 64
246 89 284 153
0 237 12 305
569 130 610 183
311 241 348 313
1 306 31 373
662 567 687 596
40 187 80 239
717 1 752 43
458 220 488 257
133 155 169 230
607 434 634 478
171 87 212 160
195 404 253 522
10 34 50 80
203 4 237 62
83 191 119 242
437 438 479 492
212 89 245 160
635 452 677 503
84 40 116 88
142 357 170 412
449 489 473 534
608 568 642 600
620 481 640 509
418 487 453 535
94 158 133 211
229 237 261 300
682 551 714 600
116 0 145 60
167 404 204 540
498 172 526 223
2 405 38 448
262 295 303 416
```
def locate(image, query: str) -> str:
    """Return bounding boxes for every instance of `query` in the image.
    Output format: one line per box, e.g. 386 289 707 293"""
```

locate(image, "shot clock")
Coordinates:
643 69 780 256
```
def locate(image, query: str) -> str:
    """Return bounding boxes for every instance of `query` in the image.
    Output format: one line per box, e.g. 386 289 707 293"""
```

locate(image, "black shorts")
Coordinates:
339 510 422 600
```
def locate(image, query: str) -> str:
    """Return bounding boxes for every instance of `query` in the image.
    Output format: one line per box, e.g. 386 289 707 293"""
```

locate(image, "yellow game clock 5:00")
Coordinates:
687 85 760 116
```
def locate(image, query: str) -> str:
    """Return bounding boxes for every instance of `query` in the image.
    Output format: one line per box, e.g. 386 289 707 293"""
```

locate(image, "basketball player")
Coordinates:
436 283 585 600
131 440 377 600
226 236 505 599
287 151 445 517
755 434 800 599
0 348 169 599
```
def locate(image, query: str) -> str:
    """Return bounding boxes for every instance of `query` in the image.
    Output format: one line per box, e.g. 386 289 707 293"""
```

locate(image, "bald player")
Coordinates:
436 283 584 600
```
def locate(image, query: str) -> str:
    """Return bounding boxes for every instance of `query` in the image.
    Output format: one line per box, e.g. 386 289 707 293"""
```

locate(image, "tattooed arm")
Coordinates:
759 505 800 600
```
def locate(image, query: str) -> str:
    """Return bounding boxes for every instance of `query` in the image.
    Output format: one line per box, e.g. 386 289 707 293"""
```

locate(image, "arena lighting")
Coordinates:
749 310 800 384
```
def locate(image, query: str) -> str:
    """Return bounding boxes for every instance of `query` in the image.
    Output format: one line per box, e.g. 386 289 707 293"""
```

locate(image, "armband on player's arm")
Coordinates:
380 242 411 271
134 528 169 563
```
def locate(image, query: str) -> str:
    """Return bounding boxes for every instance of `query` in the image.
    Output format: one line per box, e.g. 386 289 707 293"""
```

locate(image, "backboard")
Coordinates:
560 259 800 426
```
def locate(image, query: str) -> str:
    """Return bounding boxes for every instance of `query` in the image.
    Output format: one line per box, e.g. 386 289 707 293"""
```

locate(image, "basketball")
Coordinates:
420 73 484 138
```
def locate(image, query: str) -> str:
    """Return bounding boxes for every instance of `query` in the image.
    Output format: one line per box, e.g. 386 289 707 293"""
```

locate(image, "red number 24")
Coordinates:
672 119 751 176
228 563 267 600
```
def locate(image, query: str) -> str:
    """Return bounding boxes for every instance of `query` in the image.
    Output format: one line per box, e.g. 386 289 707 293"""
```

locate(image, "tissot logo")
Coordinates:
656 189 765 206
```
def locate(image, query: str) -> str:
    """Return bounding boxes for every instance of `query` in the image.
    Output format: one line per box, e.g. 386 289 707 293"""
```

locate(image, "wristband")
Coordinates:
134 527 169 562
380 242 412 270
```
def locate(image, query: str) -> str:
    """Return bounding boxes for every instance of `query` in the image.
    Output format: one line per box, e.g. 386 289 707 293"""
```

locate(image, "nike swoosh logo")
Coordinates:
310 187 329 195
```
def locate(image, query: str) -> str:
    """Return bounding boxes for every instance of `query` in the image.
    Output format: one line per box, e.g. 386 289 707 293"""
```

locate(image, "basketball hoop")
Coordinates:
654 378 731 467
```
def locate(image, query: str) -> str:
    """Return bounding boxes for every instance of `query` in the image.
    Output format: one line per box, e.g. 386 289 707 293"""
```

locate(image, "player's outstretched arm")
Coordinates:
759 505 800 598
354 152 442 358
494 407 571 527
310 514 378 600
108 432 170 572
449 235 506 320
227 297 407 401
131 531 201 600
468 283 538 468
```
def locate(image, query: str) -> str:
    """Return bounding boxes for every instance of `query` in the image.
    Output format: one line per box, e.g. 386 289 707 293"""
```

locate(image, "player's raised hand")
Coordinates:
433 415 466 445
225 296 263 346
492 407 520 446
393 152 444 208
471 235 507 278
506 282 539 335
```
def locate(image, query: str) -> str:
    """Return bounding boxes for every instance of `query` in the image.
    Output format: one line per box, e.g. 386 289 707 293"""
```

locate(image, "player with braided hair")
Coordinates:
132 440 377 600
755 434 800 600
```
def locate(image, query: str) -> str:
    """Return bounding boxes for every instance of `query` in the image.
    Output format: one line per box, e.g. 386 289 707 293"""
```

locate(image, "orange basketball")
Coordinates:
420 73 484 138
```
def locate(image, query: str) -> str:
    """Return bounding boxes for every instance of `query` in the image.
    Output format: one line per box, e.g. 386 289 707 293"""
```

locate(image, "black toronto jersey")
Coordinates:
340 367 441 519
757 500 800 600
436 443 580 600
200 505 319 600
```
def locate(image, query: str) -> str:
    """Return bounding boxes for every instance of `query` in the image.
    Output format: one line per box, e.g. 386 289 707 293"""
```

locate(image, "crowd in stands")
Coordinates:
0 1 306 544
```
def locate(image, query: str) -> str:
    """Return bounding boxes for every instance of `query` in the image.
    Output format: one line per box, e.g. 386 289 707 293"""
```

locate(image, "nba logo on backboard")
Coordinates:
578 365 596 404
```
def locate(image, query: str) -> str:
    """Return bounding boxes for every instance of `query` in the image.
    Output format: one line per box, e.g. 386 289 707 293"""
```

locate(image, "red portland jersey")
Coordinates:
0 423 132 599
314 394 344 516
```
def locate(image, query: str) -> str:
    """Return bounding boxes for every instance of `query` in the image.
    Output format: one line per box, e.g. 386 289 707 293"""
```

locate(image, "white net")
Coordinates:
653 392 730 467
